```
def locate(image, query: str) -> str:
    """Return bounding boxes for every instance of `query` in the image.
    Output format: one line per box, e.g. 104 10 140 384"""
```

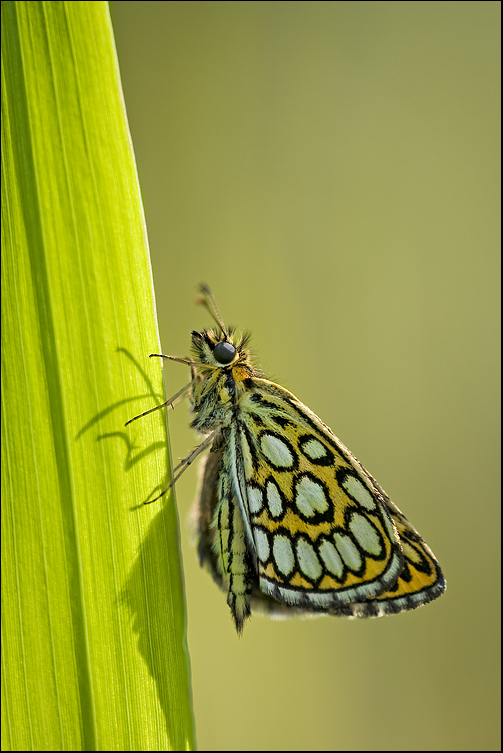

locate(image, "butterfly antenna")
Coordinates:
197 283 229 338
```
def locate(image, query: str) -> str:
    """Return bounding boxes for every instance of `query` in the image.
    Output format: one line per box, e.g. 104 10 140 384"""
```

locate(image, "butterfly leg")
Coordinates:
125 381 193 426
145 431 218 505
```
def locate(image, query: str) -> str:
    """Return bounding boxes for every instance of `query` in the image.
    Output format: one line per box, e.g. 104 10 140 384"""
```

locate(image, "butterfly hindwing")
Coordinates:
227 379 414 613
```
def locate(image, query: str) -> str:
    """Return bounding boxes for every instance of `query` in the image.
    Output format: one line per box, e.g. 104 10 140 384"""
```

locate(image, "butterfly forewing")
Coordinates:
229 380 407 611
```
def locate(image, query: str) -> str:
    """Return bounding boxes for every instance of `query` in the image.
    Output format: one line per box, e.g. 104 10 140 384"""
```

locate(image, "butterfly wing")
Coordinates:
227 379 404 612
328 481 446 616
192 444 226 591
227 378 444 616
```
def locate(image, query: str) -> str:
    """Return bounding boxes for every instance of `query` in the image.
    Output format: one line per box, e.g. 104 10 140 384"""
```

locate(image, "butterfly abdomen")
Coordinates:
213 470 254 633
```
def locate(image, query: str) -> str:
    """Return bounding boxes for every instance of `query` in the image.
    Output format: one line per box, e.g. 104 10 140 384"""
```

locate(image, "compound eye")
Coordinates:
213 341 236 365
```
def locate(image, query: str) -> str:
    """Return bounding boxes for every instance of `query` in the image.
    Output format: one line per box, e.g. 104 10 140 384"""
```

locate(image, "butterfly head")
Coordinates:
190 327 253 371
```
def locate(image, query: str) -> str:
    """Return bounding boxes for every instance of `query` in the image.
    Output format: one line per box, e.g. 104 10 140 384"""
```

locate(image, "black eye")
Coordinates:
213 341 236 365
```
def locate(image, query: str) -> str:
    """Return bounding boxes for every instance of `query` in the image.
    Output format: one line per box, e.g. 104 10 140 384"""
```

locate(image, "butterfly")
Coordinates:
126 284 445 634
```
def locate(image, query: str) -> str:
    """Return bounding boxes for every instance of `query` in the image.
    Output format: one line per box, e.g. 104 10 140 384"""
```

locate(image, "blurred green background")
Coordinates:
110 2 500 750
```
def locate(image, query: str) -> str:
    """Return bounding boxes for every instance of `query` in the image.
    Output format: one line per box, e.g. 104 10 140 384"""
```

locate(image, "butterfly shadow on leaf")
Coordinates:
75 346 171 506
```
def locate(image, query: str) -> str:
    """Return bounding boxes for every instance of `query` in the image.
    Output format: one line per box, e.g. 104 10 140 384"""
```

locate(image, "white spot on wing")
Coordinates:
240 430 253 481
333 533 362 571
349 513 382 555
247 486 263 514
318 539 344 578
254 529 270 562
342 475 375 510
260 434 294 468
273 535 295 576
295 476 328 517
266 481 283 517
296 538 322 580
302 438 328 460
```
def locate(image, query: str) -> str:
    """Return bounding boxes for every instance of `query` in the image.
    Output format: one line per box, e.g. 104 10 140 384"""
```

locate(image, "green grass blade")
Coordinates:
1 2 195 749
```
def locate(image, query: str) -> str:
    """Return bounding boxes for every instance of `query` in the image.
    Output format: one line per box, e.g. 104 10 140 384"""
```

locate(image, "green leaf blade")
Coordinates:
2 2 195 749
